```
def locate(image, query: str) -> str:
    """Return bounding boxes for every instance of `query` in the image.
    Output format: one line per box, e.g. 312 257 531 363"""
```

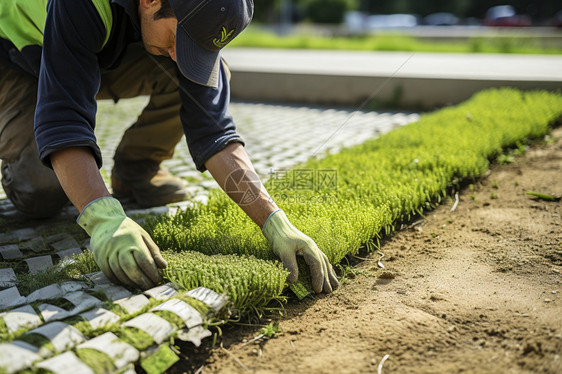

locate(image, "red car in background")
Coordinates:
484 5 531 27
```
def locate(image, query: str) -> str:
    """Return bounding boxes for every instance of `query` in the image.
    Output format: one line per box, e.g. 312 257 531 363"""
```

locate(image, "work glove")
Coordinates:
262 209 339 293
77 197 167 289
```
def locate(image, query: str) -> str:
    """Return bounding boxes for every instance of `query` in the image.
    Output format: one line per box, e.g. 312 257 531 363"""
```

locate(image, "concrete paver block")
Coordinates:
0 287 27 309
0 305 41 333
151 299 203 329
60 281 88 293
84 271 112 285
19 237 47 253
125 206 169 217
93 284 133 301
14 228 37 241
26 284 63 303
79 307 120 329
36 351 94 374
185 287 228 312
0 244 22 260
144 282 178 300
192 195 209 205
64 291 103 313
123 313 176 345
78 332 139 369
49 236 80 251
175 326 212 347
27 321 85 354
114 294 150 314
0 232 17 244
25 255 54 274
0 341 41 374
39 304 70 323
0 267 17 288
55 247 83 261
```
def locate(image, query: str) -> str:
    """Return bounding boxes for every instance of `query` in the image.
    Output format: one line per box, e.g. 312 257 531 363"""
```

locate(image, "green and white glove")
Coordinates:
262 209 339 293
77 197 167 289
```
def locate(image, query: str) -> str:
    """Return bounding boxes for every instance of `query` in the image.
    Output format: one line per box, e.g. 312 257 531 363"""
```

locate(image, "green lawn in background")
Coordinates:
229 27 562 54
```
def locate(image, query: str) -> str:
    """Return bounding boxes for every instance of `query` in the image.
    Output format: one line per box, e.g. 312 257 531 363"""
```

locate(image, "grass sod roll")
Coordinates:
162 251 288 317
147 88 562 302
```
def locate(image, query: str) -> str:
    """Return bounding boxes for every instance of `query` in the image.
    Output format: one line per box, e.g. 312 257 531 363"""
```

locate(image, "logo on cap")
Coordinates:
213 26 235 48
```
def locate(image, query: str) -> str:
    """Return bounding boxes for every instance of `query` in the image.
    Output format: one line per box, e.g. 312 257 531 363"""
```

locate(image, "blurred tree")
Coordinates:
363 0 559 19
252 0 560 24
252 0 308 23
306 0 358 23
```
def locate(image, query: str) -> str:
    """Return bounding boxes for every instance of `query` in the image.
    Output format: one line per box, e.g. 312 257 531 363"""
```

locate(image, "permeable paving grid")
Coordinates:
0 98 419 372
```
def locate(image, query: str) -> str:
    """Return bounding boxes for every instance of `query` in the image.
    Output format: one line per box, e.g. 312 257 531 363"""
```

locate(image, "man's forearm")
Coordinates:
205 143 278 228
51 147 111 212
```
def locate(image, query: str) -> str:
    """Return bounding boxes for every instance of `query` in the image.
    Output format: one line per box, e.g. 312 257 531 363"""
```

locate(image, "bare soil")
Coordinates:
173 127 562 374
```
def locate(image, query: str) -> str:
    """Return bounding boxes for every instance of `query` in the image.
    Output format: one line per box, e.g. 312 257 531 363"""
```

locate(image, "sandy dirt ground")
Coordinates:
172 127 562 374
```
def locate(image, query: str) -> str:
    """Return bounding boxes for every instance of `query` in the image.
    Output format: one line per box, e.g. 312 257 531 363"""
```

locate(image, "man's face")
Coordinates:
139 0 178 61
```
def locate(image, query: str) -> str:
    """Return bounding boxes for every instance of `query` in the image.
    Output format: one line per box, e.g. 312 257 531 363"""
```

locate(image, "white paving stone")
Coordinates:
94 284 133 301
84 271 112 285
126 206 170 216
113 294 150 314
0 341 41 373
79 307 120 329
143 282 178 300
49 236 80 251
78 332 139 369
0 287 27 309
0 231 17 244
36 351 94 374
122 313 175 344
185 287 228 312
119 363 137 374
14 228 36 241
0 305 41 333
55 247 83 260
175 326 212 347
0 267 16 288
19 237 46 253
26 284 63 303
27 321 85 353
0 244 22 260
151 298 203 329
64 291 102 310
25 255 54 274
39 303 70 322
60 281 88 293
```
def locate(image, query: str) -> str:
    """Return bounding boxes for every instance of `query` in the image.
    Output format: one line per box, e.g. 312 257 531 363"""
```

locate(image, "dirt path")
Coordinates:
174 127 562 374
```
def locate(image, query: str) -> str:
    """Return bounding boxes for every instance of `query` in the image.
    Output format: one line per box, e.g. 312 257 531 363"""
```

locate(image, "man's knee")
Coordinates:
1 148 68 219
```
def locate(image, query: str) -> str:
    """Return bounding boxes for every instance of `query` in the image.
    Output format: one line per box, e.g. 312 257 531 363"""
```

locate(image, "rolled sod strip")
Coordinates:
148 88 562 305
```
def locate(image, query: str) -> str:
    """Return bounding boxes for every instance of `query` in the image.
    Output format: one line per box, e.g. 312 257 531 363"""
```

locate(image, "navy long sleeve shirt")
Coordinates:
0 0 242 172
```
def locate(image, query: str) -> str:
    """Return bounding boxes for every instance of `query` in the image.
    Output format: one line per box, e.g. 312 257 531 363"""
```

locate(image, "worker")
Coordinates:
0 0 339 293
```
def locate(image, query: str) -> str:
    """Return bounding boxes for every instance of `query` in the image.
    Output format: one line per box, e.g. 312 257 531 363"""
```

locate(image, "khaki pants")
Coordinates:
0 49 184 218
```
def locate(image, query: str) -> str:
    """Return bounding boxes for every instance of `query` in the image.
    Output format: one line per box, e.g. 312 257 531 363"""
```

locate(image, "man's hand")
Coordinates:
78 197 167 289
263 210 339 293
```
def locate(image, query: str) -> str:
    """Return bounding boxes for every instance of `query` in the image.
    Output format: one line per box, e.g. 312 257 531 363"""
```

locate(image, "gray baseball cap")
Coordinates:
169 0 254 88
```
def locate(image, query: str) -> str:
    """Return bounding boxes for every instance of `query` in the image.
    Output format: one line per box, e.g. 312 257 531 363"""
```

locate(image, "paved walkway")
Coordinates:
0 98 419 373
222 48 562 107
223 49 562 80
